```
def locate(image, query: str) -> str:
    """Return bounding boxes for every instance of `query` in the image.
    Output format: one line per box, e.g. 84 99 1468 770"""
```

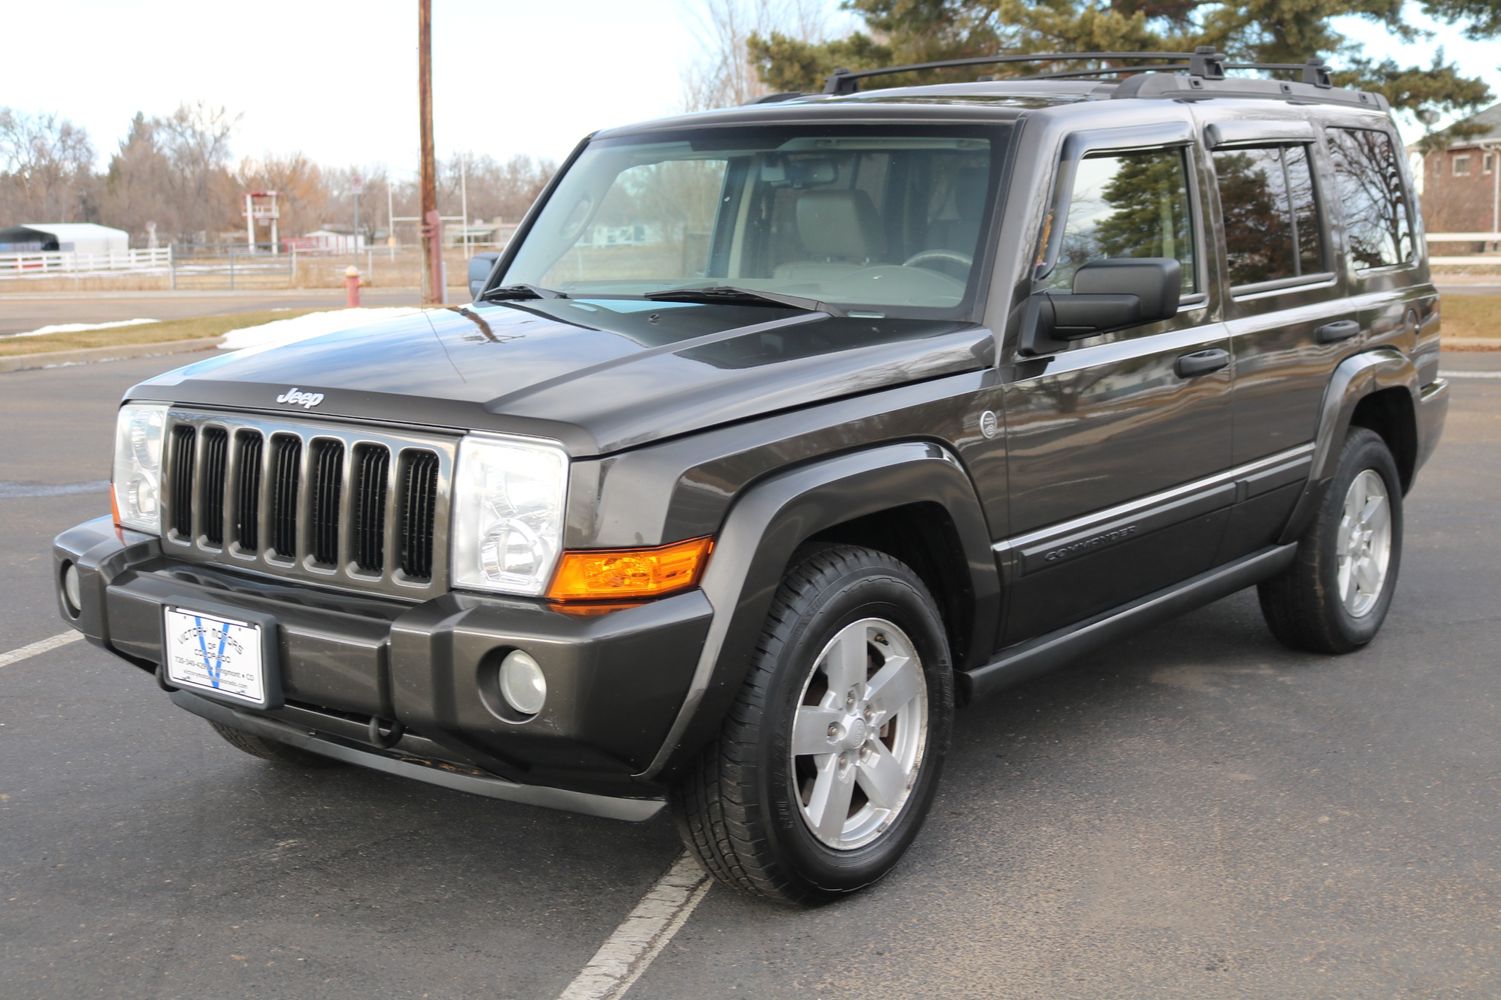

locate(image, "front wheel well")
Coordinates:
803 502 977 670
1349 387 1417 493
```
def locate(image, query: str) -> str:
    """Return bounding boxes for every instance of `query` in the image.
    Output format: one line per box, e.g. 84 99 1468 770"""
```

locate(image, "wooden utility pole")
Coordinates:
417 0 442 303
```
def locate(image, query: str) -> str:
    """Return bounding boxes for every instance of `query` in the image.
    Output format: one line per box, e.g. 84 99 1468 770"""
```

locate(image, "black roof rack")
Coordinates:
822 47 1340 95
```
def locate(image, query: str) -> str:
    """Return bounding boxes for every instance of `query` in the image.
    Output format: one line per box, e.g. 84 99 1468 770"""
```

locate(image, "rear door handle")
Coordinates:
1315 320 1360 343
1174 348 1230 379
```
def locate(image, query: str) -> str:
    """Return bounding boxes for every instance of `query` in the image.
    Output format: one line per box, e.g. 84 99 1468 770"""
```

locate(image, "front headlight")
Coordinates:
451 434 569 596
112 402 170 534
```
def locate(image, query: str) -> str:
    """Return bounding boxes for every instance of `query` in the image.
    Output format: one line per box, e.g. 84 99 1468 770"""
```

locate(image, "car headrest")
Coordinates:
796 190 886 261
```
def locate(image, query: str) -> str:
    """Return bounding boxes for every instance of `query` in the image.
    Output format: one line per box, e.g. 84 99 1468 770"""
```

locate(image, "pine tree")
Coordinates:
747 0 1495 122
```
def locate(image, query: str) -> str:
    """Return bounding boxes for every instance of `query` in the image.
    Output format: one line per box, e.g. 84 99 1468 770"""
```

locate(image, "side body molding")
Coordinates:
1279 347 1417 545
639 441 1000 780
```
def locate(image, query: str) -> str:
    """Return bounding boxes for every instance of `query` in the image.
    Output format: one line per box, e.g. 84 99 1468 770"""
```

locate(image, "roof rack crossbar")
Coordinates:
823 47 1228 95
1016 64 1191 81
1223 60 1333 88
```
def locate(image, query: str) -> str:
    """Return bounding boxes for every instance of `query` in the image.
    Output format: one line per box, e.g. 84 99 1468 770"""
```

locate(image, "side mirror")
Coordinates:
468 252 501 301
1019 257 1182 356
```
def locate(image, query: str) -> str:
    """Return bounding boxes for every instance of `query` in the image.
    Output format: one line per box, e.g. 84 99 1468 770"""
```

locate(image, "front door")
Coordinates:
999 135 1234 643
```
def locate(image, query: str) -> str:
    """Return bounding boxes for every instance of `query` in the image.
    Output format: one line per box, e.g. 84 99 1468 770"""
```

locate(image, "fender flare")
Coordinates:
638 440 999 780
1279 347 1418 545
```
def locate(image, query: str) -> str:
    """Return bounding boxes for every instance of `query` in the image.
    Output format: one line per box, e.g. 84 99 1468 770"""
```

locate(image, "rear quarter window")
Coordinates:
1326 127 1416 271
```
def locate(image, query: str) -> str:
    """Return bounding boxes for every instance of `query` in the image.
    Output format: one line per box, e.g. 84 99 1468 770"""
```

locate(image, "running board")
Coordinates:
960 544 1297 701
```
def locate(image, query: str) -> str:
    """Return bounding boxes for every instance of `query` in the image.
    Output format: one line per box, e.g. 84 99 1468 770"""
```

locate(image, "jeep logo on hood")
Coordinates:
276 388 325 409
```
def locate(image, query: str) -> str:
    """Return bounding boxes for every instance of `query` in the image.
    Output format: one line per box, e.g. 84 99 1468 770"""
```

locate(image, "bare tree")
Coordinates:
237 153 331 243
0 107 96 222
681 0 830 111
156 102 240 242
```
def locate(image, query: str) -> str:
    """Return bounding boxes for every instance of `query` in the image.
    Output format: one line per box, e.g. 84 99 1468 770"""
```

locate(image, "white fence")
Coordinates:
0 247 173 280
1426 232 1501 266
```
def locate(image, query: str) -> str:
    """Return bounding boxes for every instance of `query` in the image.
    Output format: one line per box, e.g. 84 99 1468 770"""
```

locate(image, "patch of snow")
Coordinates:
217 307 428 353
7 318 159 338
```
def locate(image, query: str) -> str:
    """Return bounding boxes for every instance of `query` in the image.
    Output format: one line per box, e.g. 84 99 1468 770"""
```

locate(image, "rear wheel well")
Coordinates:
1349 388 1417 492
804 503 976 670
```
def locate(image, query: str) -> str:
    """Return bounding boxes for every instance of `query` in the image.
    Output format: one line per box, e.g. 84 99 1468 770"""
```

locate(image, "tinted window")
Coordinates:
1213 145 1325 286
1326 127 1415 270
1050 148 1196 292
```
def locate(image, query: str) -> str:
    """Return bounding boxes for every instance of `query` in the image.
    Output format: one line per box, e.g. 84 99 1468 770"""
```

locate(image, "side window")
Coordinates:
1050 148 1196 293
1326 127 1416 270
1212 144 1326 287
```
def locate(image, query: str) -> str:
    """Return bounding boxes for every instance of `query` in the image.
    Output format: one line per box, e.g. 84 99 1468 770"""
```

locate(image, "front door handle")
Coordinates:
1315 319 1361 343
1174 348 1230 379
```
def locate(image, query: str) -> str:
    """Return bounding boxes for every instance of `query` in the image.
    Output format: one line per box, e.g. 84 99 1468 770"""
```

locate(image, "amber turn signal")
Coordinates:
547 537 713 602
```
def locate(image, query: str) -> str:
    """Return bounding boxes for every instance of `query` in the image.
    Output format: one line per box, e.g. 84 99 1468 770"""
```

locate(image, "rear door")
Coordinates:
998 124 1235 642
1203 119 1347 562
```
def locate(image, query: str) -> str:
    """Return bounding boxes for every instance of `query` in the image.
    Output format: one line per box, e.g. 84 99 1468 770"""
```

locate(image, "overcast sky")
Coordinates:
3 0 1495 177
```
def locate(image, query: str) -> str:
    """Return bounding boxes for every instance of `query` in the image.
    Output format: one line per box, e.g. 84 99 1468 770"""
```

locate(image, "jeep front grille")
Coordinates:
160 410 455 599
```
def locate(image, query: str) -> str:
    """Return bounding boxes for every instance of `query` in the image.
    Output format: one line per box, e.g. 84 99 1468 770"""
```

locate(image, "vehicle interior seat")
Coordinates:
772 189 887 285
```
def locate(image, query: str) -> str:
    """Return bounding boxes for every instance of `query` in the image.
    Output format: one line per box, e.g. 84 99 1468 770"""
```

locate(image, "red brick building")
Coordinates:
1419 103 1501 246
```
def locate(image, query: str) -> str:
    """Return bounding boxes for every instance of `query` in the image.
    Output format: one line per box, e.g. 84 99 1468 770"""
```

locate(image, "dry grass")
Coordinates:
0 309 323 358
1441 295 1499 340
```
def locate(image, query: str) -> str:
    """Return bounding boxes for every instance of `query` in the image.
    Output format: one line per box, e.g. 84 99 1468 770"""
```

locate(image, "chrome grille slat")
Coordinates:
162 410 453 600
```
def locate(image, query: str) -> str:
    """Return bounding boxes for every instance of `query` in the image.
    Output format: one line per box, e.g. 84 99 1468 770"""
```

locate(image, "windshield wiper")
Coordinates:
480 283 567 302
642 285 843 317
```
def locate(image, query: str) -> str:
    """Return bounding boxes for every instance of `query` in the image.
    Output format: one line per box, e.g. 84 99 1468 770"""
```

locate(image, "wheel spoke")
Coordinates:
1364 496 1390 537
822 625 869 697
1336 514 1356 557
866 653 922 725
856 741 907 810
791 706 843 757
1355 555 1382 594
1349 472 1368 517
1343 561 1360 605
806 755 856 842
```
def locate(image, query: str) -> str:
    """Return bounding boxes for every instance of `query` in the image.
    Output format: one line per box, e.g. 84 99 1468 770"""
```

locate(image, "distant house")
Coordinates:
1418 103 1501 246
289 228 366 253
0 223 129 255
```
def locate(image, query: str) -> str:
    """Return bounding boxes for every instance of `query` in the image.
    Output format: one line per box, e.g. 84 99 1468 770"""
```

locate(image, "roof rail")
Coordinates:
823 48 1229 95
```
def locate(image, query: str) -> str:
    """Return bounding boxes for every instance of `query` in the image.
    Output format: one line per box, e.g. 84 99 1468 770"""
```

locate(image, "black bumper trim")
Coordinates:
171 690 664 821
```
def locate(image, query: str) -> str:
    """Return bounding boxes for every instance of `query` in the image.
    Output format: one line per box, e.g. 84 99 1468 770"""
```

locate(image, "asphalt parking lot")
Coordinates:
2 348 1499 999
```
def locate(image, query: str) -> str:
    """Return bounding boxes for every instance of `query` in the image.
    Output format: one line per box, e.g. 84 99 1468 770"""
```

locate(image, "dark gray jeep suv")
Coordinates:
55 50 1448 903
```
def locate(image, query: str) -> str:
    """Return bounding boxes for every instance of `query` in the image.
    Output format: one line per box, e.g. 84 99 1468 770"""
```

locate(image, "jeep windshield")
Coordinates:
498 123 1010 318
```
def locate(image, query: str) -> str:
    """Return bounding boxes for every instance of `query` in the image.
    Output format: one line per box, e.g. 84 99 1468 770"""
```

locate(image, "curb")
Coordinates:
1446 339 1501 352
0 336 224 374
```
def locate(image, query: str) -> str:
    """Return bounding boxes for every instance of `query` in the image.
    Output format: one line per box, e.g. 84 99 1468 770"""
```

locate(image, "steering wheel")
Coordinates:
902 248 974 279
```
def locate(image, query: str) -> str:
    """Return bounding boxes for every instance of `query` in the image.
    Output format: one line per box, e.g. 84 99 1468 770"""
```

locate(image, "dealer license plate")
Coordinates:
163 607 267 707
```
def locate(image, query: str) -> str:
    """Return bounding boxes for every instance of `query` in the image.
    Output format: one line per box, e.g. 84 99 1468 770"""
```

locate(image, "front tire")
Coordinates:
671 544 954 904
1259 427 1403 653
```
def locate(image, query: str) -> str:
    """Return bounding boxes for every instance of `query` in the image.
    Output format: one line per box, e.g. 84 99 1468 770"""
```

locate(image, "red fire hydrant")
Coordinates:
345 265 361 308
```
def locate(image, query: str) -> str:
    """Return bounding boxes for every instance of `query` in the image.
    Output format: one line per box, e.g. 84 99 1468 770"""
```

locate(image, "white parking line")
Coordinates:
1441 371 1501 379
557 853 711 1000
0 631 82 670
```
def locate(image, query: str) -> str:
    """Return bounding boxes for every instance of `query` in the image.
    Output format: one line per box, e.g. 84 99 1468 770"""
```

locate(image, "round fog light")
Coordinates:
61 562 82 618
499 650 546 716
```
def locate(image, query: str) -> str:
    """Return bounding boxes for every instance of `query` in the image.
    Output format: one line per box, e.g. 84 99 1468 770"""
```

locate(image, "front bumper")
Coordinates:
54 517 713 815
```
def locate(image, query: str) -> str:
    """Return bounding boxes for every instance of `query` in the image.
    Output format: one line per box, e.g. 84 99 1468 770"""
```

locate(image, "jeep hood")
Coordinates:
135 300 994 456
